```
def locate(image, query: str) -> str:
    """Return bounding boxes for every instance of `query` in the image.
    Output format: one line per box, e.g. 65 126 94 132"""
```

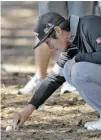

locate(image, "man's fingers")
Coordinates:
13 119 22 130
17 119 24 129
13 119 20 130
13 114 20 130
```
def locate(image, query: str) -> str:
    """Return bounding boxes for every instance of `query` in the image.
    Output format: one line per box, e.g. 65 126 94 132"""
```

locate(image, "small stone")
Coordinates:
87 125 96 131
6 125 13 132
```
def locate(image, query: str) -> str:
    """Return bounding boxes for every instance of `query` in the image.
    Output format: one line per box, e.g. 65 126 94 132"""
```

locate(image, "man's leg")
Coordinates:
68 1 93 17
18 39 52 95
63 62 101 130
35 43 52 79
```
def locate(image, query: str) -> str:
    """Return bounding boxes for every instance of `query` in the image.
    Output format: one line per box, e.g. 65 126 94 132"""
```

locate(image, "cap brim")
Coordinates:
33 16 65 49
33 34 48 49
33 25 55 49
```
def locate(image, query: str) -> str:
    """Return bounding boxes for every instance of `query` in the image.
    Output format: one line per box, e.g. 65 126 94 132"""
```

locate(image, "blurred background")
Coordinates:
1 1 38 75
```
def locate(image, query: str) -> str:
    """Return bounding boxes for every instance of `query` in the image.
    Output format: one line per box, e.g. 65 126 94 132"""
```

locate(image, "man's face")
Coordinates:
44 29 70 51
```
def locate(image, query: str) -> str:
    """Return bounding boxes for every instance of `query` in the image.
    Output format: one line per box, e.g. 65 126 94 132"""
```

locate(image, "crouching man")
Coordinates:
13 12 101 131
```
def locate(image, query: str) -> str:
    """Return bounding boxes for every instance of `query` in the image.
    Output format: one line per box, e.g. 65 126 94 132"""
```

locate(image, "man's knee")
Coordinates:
63 61 90 85
71 62 90 85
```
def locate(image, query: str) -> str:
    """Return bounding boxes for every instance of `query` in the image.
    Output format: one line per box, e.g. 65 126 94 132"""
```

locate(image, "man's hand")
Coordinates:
67 56 76 77
13 104 36 130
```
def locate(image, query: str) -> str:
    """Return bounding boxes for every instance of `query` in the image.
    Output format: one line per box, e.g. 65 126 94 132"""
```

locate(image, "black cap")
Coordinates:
33 12 65 49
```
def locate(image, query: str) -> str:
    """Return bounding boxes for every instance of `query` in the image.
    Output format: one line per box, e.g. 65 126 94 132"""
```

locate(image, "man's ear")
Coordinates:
54 26 62 37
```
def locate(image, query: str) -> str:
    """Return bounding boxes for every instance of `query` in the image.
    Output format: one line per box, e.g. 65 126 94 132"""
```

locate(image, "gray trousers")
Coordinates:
63 62 101 115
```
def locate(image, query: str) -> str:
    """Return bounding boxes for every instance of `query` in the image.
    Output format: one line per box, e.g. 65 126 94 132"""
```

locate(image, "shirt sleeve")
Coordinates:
75 16 101 64
75 50 101 64
28 66 65 109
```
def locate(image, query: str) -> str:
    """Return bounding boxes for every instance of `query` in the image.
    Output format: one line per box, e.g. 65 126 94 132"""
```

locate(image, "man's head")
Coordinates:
33 12 70 51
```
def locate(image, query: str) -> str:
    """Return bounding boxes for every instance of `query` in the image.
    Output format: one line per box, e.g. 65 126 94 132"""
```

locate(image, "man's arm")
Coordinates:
28 70 65 108
75 50 101 64
13 66 65 129
75 16 101 64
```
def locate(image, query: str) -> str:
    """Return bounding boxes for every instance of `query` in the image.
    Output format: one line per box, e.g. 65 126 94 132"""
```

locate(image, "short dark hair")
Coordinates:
50 20 70 39
59 20 70 32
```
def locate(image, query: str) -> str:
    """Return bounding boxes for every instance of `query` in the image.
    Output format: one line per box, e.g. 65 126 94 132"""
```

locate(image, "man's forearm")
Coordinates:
28 71 65 109
21 104 36 122
75 51 101 64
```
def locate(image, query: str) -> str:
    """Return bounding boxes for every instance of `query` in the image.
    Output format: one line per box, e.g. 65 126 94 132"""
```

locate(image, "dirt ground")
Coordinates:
1 71 101 140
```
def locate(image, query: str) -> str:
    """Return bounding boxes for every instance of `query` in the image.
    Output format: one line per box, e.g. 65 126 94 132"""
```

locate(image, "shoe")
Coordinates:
60 82 76 94
1 66 8 76
18 75 42 95
87 119 101 131
84 120 100 128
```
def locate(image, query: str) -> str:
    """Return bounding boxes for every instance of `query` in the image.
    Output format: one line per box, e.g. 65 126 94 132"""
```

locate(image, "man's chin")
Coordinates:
55 47 67 52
